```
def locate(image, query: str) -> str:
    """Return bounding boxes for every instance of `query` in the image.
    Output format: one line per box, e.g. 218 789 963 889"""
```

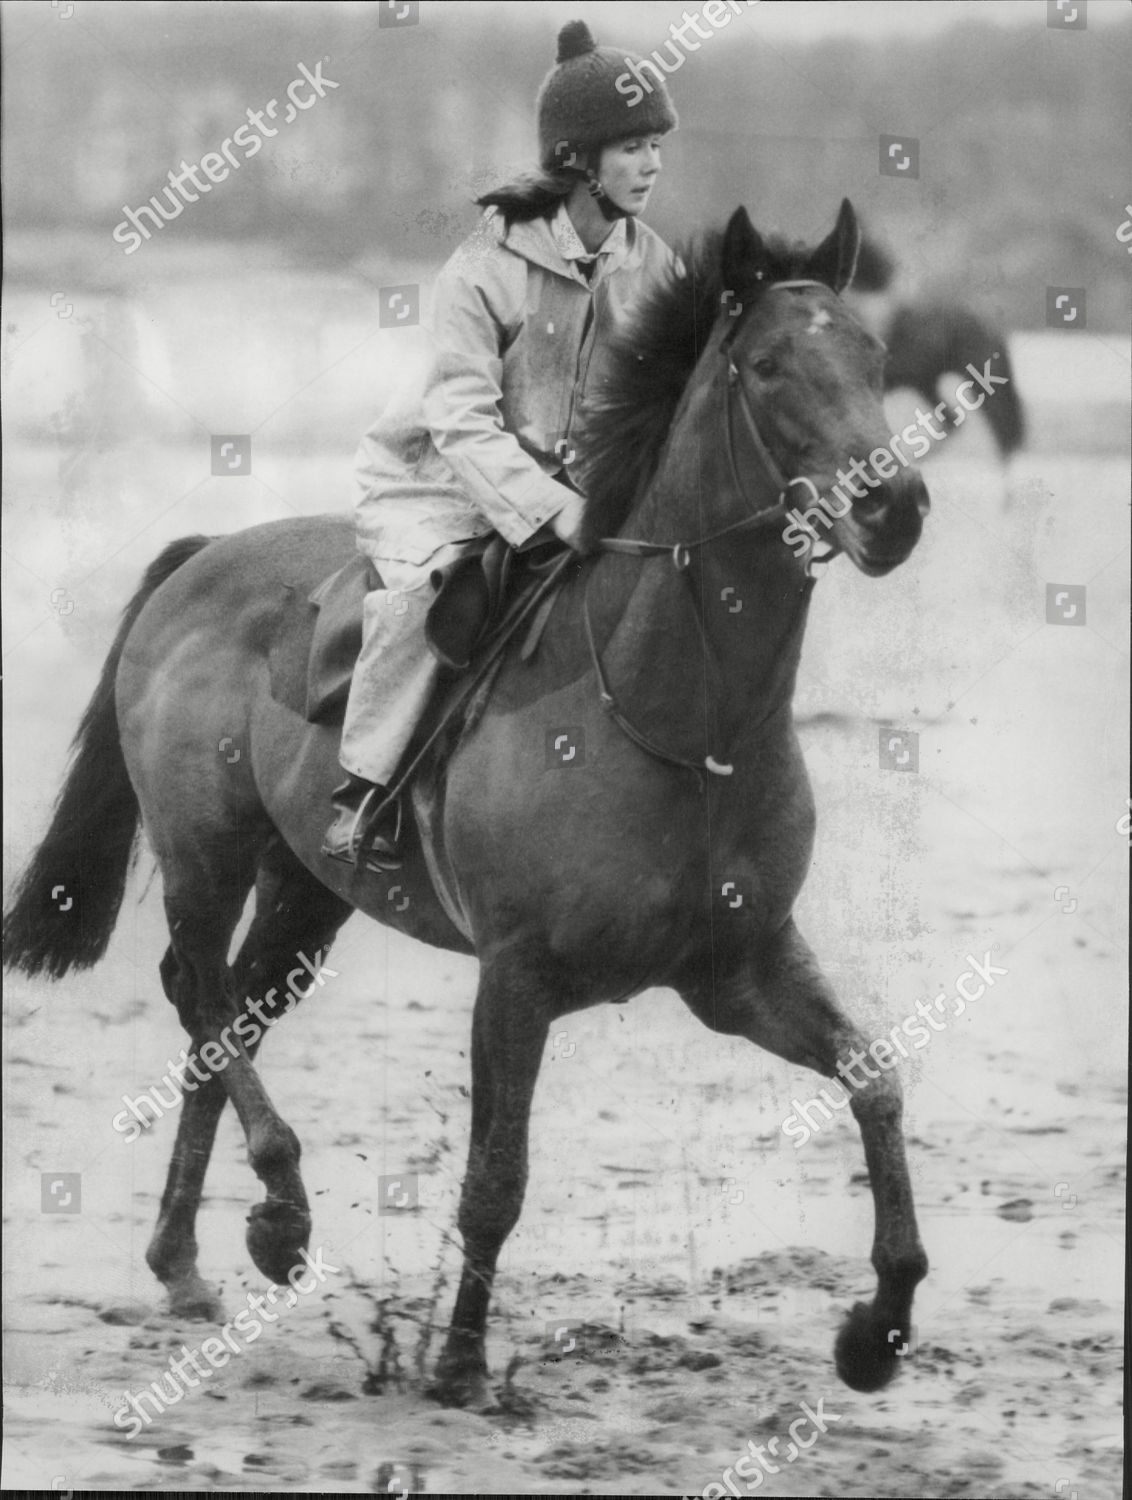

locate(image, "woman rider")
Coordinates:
324 19 680 869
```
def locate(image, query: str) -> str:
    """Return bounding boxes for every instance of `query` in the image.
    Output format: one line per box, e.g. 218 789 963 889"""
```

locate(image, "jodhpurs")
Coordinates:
338 541 476 785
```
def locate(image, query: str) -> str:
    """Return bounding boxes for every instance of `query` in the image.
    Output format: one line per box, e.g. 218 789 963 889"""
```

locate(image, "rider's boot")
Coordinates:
321 773 402 871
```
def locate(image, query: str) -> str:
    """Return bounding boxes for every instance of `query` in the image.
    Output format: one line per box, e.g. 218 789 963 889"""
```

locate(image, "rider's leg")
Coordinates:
339 556 442 783
323 555 441 867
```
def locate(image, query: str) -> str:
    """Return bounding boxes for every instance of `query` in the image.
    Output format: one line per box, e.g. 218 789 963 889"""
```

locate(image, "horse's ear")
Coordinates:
806 198 860 293
722 206 767 295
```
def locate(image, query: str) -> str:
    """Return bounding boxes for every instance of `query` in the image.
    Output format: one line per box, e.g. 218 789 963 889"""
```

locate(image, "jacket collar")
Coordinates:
549 201 627 265
500 205 638 285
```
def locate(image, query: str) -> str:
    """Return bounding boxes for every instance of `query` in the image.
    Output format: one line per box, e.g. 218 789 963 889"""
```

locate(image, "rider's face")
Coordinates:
596 136 664 215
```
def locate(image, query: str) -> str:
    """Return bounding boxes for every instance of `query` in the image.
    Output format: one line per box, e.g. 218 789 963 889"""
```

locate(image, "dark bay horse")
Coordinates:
852 231 1026 462
4 199 930 1408
883 301 1026 459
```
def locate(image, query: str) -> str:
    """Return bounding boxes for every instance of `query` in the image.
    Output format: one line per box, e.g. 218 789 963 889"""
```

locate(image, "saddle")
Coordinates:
268 533 574 729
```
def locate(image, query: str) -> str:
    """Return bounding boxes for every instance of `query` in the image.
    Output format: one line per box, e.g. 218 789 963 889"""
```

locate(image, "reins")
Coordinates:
583 278 831 785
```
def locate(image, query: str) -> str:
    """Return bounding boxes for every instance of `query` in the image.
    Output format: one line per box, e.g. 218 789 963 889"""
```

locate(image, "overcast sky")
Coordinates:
66 0 1130 43
447 0 1127 42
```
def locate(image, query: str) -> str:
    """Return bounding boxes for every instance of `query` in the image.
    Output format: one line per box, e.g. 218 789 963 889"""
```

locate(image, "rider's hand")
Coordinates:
549 490 588 551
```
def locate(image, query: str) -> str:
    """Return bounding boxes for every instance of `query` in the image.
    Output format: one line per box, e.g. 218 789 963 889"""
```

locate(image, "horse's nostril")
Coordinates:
879 473 930 521
902 476 930 520
853 488 886 519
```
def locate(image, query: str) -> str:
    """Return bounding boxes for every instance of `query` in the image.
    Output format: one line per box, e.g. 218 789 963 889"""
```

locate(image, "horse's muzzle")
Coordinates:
842 471 930 576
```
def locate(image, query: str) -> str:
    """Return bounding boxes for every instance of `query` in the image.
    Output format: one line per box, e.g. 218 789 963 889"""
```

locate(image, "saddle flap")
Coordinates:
425 535 510 671
266 535 571 731
304 553 378 723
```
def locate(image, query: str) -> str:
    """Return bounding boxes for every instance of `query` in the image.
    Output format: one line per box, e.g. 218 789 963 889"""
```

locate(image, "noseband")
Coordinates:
585 278 835 782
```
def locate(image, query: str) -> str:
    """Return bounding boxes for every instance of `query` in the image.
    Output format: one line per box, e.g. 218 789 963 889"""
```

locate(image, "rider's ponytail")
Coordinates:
474 169 576 225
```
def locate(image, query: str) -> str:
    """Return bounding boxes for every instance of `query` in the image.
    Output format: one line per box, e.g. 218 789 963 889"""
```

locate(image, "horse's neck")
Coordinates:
590 543 810 758
588 390 813 756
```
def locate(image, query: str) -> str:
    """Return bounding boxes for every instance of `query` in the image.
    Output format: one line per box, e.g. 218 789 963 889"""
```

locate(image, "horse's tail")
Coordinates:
3 534 213 979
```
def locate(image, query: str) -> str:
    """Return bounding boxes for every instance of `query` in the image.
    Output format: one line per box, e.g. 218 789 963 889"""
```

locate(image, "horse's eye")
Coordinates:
752 357 777 379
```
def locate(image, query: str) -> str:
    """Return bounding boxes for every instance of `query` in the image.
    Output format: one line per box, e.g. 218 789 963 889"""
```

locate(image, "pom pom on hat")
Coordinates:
556 19 596 62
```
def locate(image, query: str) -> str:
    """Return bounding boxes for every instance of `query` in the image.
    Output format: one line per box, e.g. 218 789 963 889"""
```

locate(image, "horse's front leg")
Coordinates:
430 961 550 1410
679 916 928 1393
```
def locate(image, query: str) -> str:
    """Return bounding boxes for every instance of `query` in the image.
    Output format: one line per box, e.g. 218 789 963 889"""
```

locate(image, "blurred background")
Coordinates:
3 0 1130 452
4 0 1130 310
3 6 1128 1492
3 0 1128 742
0 0 1127 523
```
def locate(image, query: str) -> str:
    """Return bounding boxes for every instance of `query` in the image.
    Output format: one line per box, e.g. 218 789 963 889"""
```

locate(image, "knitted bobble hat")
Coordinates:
536 19 678 173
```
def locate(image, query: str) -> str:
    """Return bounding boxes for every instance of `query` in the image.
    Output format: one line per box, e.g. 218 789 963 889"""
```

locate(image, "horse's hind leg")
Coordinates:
147 841 351 1314
145 1019 234 1319
679 916 928 1393
431 959 550 1409
149 838 352 1303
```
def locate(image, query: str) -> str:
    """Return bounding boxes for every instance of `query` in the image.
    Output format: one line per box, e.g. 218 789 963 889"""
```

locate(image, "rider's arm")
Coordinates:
421 248 581 551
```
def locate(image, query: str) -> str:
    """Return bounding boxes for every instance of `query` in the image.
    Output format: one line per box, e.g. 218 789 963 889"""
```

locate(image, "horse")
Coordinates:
851 232 1026 464
3 198 931 1410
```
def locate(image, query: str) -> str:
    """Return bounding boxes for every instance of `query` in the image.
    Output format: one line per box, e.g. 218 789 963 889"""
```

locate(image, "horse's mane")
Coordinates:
578 226 819 545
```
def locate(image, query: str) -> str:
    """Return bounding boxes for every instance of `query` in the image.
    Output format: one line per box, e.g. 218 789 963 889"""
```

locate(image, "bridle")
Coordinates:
582 278 838 782
594 279 835 575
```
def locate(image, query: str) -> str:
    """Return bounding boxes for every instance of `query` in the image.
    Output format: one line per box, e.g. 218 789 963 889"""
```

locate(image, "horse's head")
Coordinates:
719 199 930 577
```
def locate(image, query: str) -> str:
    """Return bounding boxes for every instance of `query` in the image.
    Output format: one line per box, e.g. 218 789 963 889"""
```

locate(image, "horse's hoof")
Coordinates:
834 1300 910 1392
245 1199 312 1286
166 1275 225 1323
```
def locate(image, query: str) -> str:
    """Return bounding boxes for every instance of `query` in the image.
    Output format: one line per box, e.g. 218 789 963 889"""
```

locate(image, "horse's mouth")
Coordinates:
851 549 905 576
842 541 914 577
837 512 924 577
